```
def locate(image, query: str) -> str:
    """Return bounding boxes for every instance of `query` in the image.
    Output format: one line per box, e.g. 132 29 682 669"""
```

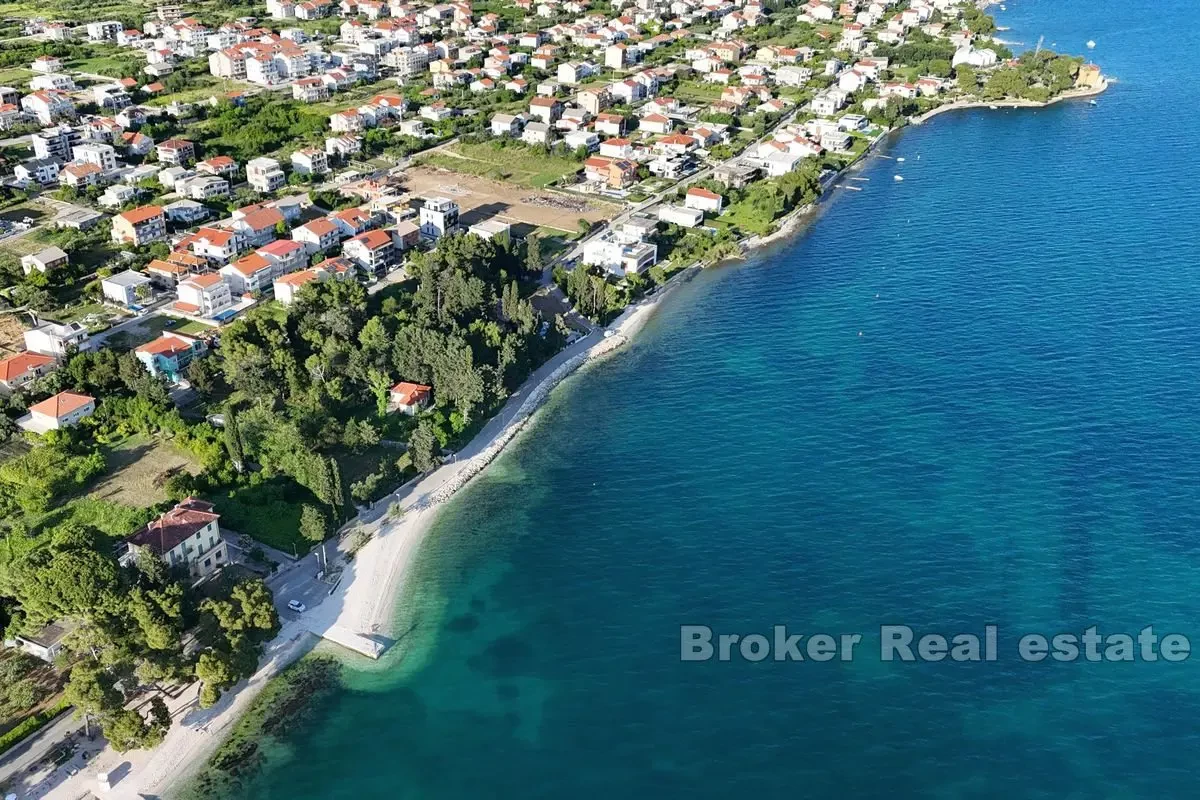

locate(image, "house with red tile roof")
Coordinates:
219 252 275 294
197 155 238 177
18 391 95 433
684 186 723 213
0 352 56 393
342 228 396 274
256 239 306 275
134 333 207 382
123 498 228 578
273 258 352 305
112 205 166 246
389 381 431 415
231 206 284 248
176 273 233 317
292 217 342 253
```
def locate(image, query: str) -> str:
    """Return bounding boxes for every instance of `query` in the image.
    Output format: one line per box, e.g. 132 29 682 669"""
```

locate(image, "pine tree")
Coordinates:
525 234 543 273
329 457 346 521
223 404 245 473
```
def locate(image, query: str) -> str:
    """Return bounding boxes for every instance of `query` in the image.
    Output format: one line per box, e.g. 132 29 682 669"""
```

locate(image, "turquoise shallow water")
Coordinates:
223 1 1200 797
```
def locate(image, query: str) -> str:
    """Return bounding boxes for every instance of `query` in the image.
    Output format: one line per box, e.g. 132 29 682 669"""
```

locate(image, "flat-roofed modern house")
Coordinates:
101 269 153 306
23 320 89 358
9 620 75 663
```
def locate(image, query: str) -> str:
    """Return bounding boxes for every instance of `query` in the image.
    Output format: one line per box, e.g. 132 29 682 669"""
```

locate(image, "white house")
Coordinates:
684 187 723 213
123 498 229 578
419 197 459 239
17 391 95 434
101 270 153 306
24 321 89 358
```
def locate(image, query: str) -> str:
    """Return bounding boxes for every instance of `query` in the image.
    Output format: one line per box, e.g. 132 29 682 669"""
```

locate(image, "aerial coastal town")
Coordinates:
0 0 1103 795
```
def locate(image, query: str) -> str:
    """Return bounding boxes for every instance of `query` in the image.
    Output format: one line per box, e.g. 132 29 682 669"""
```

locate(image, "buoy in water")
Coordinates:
1087 39 1096 49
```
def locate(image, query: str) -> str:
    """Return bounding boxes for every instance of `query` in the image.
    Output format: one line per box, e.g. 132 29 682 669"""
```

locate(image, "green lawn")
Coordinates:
17 495 154 542
0 67 33 89
204 477 320 556
146 75 238 107
672 80 724 104
104 314 214 351
421 141 583 188
65 51 145 79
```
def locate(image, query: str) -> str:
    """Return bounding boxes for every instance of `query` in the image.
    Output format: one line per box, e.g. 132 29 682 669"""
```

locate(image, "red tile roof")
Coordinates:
135 333 198 357
0 352 54 382
351 229 393 250
118 205 164 224
127 498 219 556
239 207 284 231
390 382 431 405
29 391 93 419
227 253 272 276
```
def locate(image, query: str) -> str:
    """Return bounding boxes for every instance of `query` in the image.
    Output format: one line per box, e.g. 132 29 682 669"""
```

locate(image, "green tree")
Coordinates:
367 369 392 417
195 650 236 708
299 504 328 545
408 420 437 473
102 700 169 752
525 234 543 273
64 663 123 719
223 403 245 473
956 65 977 94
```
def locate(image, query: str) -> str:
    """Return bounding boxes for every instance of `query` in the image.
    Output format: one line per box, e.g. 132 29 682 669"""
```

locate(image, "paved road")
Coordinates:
0 708 94 793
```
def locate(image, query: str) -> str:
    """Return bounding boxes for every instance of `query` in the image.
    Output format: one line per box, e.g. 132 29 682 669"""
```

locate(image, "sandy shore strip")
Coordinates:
37 78 1111 800
336 266 697 640
912 79 1110 125
58 267 694 800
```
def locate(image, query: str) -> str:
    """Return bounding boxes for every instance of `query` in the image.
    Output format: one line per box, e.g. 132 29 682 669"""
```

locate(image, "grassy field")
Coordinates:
87 436 201 507
103 314 214 350
18 495 155 541
205 477 321 556
0 67 33 90
421 141 584 188
146 75 237 107
672 79 725 105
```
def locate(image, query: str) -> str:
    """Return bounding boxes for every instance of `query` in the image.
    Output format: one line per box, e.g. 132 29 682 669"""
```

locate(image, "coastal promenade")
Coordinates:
912 79 1110 125
38 273 690 800
23 71 1112 800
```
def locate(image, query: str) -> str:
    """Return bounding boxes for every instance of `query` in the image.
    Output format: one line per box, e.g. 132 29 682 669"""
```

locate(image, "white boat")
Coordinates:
896 157 906 162
893 175 904 182
989 104 998 110
1087 39 1096 49
1089 99 1098 106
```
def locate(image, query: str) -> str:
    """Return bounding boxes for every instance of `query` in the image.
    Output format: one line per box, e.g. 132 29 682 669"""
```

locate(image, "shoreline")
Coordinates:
114 265 697 800
64 79 1107 800
912 78 1110 125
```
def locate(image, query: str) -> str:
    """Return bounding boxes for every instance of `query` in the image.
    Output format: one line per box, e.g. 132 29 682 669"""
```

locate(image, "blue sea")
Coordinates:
219 1 1200 797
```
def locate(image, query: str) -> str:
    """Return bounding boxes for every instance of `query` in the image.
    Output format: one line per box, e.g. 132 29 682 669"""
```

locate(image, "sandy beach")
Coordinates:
37 265 691 800
912 79 1109 125
26 75 1111 800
